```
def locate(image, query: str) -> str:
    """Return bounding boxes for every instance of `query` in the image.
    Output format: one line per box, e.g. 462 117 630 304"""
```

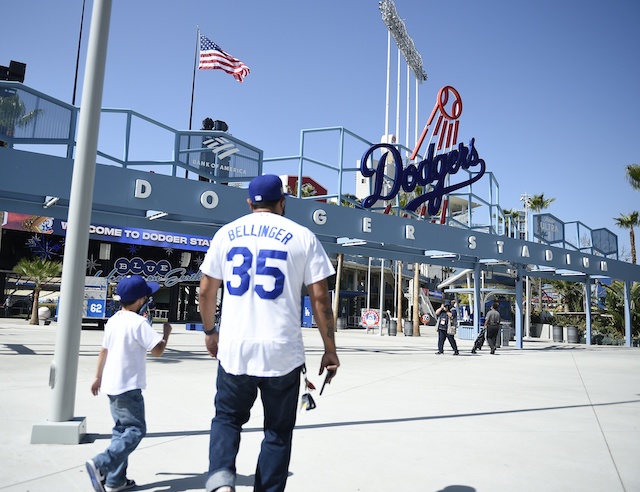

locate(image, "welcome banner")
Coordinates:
1 212 212 252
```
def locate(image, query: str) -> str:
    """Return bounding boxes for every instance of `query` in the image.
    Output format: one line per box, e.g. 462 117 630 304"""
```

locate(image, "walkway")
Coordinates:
1 318 638 491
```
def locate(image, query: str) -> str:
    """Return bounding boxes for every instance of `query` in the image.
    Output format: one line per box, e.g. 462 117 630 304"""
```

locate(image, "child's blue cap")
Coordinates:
116 275 160 303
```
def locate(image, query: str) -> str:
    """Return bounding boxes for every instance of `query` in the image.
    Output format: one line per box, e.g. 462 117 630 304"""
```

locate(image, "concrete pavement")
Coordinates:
1 317 639 491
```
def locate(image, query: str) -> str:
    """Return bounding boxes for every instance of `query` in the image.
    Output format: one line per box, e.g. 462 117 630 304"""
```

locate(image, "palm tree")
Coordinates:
526 193 555 310
338 193 360 208
549 279 584 313
0 92 43 147
527 193 555 216
625 164 640 191
288 180 318 198
12 258 62 325
503 208 521 237
614 211 639 264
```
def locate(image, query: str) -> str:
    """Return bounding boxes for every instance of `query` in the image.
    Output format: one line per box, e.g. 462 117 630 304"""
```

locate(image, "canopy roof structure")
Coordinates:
1 81 638 348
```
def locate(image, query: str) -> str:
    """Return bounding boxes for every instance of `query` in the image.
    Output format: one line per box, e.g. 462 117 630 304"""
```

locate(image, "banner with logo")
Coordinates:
1 212 212 252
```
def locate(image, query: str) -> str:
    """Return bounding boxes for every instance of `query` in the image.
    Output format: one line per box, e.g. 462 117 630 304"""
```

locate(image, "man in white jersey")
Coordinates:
199 174 339 492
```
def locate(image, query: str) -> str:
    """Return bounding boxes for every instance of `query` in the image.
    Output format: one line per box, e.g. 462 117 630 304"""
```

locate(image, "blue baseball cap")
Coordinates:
248 174 285 203
116 275 160 303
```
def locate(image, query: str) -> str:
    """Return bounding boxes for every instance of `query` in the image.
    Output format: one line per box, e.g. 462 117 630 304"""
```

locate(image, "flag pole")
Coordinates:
189 26 199 131
186 27 199 179
72 0 87 105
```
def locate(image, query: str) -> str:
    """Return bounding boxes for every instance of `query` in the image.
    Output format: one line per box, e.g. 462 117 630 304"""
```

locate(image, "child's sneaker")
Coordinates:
85 459 106 492
106 479 136 492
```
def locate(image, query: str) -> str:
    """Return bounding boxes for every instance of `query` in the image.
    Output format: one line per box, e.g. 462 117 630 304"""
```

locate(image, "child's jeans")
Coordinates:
92 389 146 488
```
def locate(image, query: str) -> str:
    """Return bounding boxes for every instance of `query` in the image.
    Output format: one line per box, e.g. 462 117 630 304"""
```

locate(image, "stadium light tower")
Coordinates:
378 1 427 339
379 0 427 146
379 0 427 82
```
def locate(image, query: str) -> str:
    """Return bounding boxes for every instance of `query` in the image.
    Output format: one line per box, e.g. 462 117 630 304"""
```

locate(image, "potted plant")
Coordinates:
529 310 543 338
564 314 582 344
540 310 554 339
552 314 567 342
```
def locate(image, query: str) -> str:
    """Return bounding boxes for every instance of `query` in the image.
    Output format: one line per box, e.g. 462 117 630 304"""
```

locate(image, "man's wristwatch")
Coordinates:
203 327 216 335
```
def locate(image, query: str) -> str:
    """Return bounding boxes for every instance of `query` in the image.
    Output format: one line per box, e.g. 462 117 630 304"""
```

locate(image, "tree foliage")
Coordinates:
0 93 43 146
549 279 584 313
625 164 640 191
288 181 318 198
503 208 521 218
527 193 555 213
596 281 640 338
613 211 639 264
12 257 62 325
502 208 521 237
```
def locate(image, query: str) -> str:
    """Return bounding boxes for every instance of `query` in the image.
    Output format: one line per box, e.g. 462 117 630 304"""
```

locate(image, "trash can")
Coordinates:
566 326 579 343
389 319 397 336
553 325 563 342
336 317 346 330
501 326 509 347
403 320 413 336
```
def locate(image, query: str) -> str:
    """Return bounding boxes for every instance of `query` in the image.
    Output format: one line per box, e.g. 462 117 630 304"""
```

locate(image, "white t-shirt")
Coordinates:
100 310 163 395
199 211 335 377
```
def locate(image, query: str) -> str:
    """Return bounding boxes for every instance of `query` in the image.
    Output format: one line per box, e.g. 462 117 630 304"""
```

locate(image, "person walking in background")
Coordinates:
85 275 172 492
199 174 340 492
435 300 459 355
484 301 502 354
25 293 33 320
1 294 13 318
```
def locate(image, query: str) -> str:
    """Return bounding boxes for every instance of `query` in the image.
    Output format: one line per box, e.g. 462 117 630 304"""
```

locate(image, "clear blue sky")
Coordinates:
3 0 639 258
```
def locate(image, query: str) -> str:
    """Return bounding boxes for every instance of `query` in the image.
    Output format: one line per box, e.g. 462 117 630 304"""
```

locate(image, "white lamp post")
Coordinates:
520 193 531 337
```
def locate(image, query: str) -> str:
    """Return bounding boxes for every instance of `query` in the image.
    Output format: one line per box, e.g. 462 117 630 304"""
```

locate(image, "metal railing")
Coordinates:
0 81 262 183
1 82 618 257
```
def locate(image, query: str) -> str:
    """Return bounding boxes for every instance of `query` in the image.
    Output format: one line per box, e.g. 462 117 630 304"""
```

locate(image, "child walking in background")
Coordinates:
85 275 172 492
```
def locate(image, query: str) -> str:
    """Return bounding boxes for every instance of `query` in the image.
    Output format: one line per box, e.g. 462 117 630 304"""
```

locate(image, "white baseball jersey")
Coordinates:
100 310 162 395
199 211 335 377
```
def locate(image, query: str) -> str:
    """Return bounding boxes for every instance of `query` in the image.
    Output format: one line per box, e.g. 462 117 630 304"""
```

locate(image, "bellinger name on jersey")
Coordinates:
227 223 294 245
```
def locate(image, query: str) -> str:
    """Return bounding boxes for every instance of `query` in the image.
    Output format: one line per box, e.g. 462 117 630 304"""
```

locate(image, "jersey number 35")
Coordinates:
226 247 288 300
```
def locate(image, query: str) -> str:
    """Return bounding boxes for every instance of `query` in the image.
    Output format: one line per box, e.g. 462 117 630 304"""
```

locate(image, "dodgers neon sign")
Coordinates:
360 138 485 216
359 85 486 216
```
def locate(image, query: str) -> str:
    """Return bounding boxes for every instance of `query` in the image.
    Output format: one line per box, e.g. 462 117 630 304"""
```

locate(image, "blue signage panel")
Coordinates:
533 214 564 244
301 296 313 328
592 228 618 256
85 299 106 318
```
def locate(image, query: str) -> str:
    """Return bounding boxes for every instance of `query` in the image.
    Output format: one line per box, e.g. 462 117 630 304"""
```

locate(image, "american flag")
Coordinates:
199 35 250 82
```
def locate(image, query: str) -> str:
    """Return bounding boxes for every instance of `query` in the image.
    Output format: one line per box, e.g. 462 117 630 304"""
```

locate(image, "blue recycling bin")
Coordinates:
457 325 475 340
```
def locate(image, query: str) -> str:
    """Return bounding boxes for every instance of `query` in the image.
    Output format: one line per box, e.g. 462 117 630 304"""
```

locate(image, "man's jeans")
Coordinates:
206 365 301 492
437 329 458 353
92 389 146 488
486 325 501 351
